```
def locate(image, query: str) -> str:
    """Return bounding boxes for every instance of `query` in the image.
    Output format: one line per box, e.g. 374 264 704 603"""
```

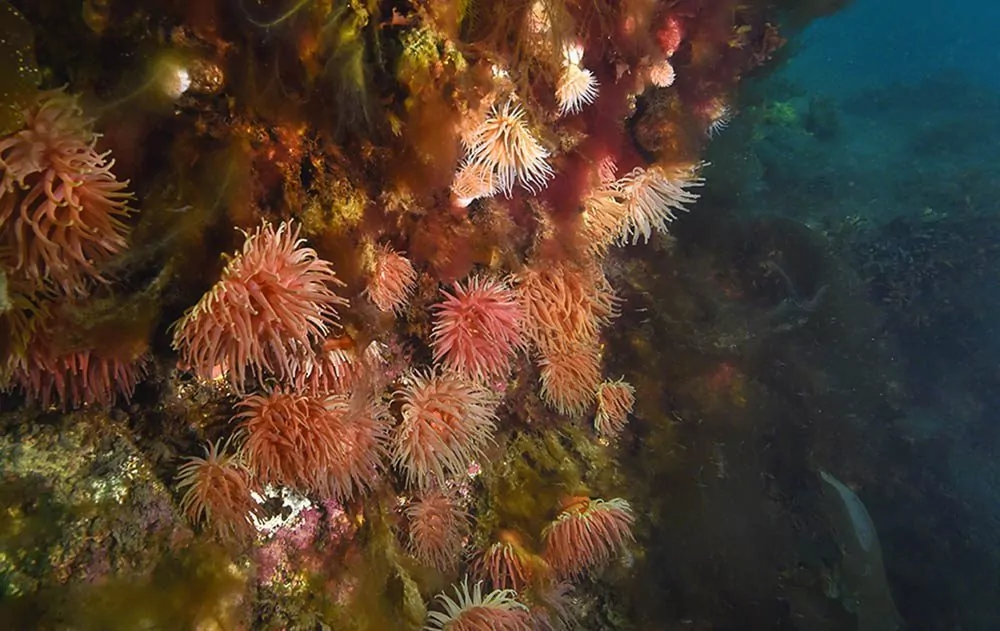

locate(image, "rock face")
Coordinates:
820 470 901 631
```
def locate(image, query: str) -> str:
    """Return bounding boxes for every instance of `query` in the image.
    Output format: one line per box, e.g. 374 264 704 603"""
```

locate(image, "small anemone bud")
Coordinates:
562 41 585 67
647 58 675 88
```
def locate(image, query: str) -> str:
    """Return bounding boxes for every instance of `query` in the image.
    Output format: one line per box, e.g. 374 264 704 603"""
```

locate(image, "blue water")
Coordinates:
785 0 1000 92
738 2 1000 628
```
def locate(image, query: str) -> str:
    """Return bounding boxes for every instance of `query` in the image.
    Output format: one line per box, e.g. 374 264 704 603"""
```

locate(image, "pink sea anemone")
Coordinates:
431 275 525 382
392 371 499 489
322 395 390 501
171 220 348 390
594 378 636 439
363 244 417 314
542 497 635 579
176 438 260 542
405 489 470 571
656 14 685 57
426 579 531 631
0 90 133 295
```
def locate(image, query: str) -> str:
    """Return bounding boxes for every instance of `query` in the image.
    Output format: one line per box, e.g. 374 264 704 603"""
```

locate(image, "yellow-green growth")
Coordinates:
482 431 584 541
302 177 369 235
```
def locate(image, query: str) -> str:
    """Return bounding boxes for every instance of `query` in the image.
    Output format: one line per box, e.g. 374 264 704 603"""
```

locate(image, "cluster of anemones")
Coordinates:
418 494 635 629
0 90 145 409
172 220 394 541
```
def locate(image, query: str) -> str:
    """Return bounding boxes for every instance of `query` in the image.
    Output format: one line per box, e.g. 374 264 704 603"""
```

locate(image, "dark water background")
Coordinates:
710 1 1000 627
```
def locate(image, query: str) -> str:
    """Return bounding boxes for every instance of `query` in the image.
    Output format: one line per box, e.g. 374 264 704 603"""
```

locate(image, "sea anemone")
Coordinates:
615 163 704 245
323 395 391 501
392 370 499 489
700 99 734 138
0 90 132 296
556 43 599 116
451 160 498 208
176 438 260 542
646 58 676 88
236 390 349 497
518 262 618 356
294 342 356 395
431 275 525 382
594 378 635 439
171 220 348 390
581 186 628 253
528 581 577 631
538 341 602 417
426 578 532 631
7 341 147 410
464 99 553 197
542 497 635 579
474 530 548 592
406 489 470 571
363 243 417 314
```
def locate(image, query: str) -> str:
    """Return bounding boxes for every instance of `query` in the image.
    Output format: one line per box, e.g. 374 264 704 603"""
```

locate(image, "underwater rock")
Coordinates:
819 470 901 631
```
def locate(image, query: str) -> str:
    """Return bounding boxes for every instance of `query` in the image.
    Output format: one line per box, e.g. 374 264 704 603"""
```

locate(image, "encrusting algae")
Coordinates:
0 0 860 628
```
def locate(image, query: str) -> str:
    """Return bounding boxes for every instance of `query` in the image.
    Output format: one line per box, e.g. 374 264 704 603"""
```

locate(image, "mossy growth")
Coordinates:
50 287 160 362
301 175 369 237
59 542 247 631
0 1 41 136
481 423 628 547
761 100 800 128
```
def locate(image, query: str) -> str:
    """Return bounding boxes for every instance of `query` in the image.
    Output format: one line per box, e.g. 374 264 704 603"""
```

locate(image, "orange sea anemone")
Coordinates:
594 378 636 439
0 90 132 296
474 530 549 592
464 99 553 197
556 43 599 117
431 275 525 382
537 341 602 417
363 243 417 314
392 370 499 490
543 497 635 579
322 395 391 501
176 438 260 542
236 390 350 497
517 262 618 356
7 339 147 410
426 578 531 631
406 488 471 572
171 220 348 390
